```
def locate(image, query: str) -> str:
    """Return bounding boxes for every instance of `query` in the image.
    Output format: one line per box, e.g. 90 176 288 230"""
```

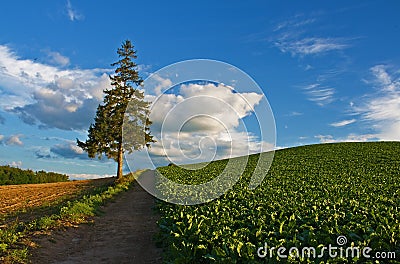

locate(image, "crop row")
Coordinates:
156 142 400 263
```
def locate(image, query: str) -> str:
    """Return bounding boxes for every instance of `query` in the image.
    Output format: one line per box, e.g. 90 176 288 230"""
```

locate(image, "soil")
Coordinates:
0 178 114 215
29 181 163 264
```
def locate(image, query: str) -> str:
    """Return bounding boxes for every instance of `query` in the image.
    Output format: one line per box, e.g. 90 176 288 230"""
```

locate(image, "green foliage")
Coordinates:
0 166 68 185
156 142 400 263
77 40 154 179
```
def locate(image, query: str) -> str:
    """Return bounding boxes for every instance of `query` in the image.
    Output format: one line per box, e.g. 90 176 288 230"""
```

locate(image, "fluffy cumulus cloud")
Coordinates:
149 83 263 131
139 82 273 165
47 51 70 67
0 45 111 130
6 134 23 146
151 74 173 95
355 65 400 141
0 134 24 146
9 161 22 167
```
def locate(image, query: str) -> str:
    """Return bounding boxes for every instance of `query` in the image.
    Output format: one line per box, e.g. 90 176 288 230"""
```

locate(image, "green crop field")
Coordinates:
156 142 400 263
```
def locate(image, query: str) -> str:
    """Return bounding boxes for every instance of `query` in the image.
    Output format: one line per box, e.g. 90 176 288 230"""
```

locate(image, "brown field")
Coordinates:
0 178 115 216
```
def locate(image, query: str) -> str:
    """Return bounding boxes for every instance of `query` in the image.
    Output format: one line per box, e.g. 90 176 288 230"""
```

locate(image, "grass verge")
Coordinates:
0 170 143 264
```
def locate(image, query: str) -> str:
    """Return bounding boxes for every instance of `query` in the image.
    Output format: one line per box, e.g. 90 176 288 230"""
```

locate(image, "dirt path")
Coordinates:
30 181 162 264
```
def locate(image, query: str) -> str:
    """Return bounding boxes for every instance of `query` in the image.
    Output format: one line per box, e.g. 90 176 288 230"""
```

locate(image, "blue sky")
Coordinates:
0 1 399 179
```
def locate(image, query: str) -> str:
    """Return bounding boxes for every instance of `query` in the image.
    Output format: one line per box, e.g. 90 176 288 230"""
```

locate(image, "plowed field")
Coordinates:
0 178 115 215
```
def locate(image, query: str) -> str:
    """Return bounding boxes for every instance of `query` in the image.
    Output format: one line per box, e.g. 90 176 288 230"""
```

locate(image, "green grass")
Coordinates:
156 142 400 263
0 171 142 263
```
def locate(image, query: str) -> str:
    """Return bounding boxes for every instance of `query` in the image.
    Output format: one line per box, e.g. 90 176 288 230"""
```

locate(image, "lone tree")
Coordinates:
77 40 154 180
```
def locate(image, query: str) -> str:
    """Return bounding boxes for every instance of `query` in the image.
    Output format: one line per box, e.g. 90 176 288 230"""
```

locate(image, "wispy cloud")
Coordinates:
273 17 316 32
275 37 349 57
370 65 398 92
286 111 303 117
303 83 335 106
272 16 350 57
355 65 400 140
66 0 83 21
330 119 356 127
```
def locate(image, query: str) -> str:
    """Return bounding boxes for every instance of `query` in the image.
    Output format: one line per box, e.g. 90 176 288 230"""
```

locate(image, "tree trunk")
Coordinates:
117 144 124 180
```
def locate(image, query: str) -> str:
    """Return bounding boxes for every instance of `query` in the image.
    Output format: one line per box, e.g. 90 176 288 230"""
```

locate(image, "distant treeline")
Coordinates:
0 166 69 185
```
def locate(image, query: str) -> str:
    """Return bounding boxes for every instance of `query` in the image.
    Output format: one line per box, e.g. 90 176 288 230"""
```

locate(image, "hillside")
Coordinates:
156 142 400 263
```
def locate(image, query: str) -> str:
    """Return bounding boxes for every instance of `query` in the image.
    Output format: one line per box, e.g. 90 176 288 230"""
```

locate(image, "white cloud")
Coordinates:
150 83 263 133
66 0 83 21
143 82 272 165
355 65 400 141
4 134 23 146
304 83 335 106
47 51 70 67
344 134 379 142
7 135 23 146
9 161 22 168
272 16 350 57
315 133 378 144
274 17 316 32
314 135 335 143
150 74 172 95
0 45 111 130
304 64 313 71
330 119 356 127
286 111 303 117
149 131 273 163
68 173 114 180
370 65 396 91
276 37 349 56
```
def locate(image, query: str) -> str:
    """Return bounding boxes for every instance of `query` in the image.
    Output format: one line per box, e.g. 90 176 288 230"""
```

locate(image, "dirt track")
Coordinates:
30 181 162 264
